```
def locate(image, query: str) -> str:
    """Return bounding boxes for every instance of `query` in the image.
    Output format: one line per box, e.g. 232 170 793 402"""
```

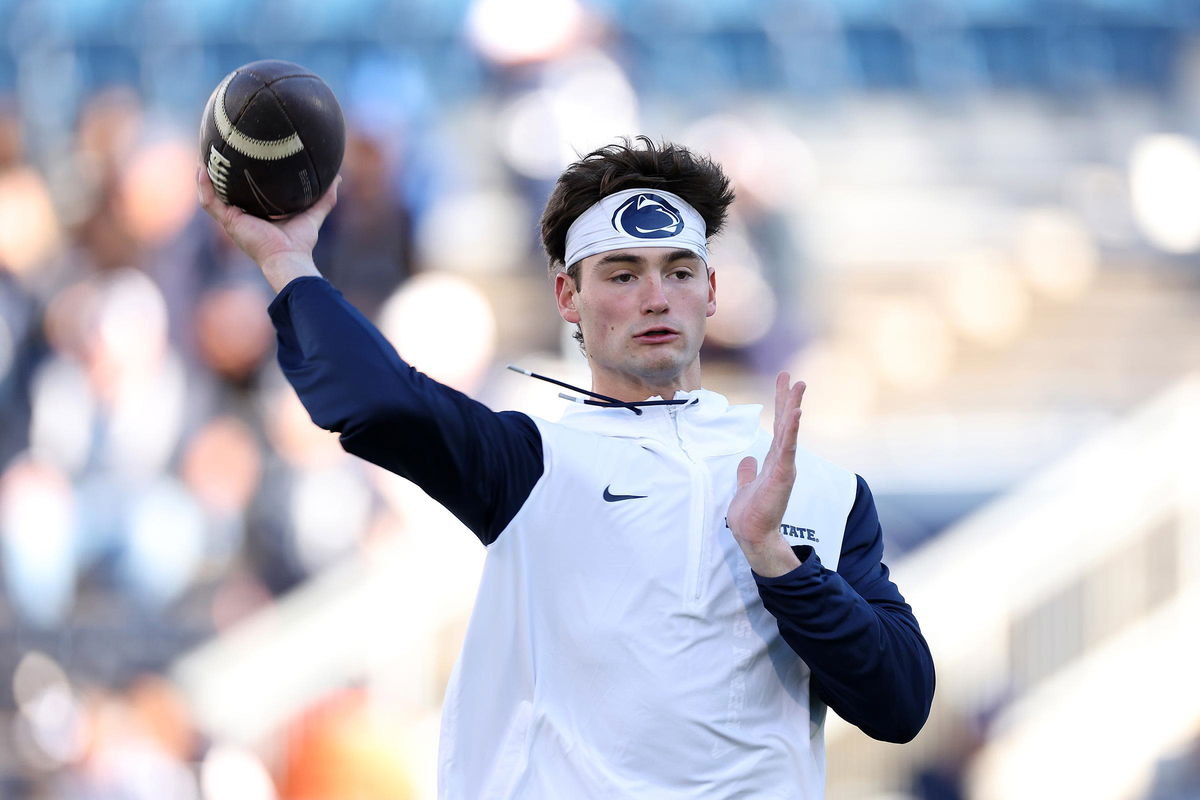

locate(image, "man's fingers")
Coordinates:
197 164 244 230
772 371 792 441
783 381 805 446
197 165 215 213
314 174 341 217
764 378 805 472
771 371 807 441
781 405 801 456
279 174 341 237
781 379 805 424
791 380 806 416
302 175 342 225
773 371 788 434
736 456 758 489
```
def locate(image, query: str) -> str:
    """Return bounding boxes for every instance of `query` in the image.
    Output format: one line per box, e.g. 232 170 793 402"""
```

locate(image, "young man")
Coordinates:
198 137 934 799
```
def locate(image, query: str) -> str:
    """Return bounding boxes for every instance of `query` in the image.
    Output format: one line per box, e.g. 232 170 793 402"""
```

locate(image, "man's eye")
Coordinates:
612 274 634 283
672 270 694 279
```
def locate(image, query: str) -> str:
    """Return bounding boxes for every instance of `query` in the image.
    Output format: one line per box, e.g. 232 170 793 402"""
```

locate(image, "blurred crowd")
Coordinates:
0 79 428 794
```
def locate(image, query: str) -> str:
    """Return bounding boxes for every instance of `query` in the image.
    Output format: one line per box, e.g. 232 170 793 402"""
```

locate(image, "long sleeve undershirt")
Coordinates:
754 479 935 743
268 275 934 744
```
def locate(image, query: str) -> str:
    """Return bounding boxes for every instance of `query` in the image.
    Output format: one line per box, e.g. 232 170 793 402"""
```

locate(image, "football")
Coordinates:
200 60 345 219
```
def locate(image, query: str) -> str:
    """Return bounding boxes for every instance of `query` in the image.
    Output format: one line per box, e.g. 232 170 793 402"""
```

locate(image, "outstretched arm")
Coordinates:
197 166 544 545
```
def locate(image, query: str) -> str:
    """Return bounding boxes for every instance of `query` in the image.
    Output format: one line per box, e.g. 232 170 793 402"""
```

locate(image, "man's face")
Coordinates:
555 247 717 391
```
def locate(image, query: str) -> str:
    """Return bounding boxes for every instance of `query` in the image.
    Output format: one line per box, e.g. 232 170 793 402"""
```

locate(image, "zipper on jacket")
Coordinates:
669 405 711 604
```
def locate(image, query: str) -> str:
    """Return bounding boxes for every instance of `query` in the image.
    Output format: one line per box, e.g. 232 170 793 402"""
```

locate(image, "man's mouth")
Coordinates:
634 327 680 343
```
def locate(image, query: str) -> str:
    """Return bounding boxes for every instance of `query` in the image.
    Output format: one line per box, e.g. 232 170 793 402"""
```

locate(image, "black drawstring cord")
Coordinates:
506 365 692 415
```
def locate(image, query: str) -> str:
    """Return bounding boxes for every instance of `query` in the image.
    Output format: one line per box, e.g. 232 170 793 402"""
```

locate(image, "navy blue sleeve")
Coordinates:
753 475 935 743
267 276 544 545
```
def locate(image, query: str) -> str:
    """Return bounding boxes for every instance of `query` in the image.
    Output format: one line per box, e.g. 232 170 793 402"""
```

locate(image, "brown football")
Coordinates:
200 60 344 219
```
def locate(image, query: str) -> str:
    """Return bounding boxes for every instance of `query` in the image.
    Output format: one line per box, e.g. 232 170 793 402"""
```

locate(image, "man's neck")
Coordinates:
588 362 703 403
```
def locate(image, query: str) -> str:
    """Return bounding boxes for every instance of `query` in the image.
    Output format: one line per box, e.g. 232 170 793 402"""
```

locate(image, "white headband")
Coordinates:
563 188 708 268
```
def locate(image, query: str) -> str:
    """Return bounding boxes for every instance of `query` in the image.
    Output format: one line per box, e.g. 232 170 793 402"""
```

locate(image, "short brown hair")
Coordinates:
540 136 735 279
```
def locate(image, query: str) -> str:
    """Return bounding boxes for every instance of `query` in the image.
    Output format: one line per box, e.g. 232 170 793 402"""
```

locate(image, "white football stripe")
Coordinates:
214 73 305 162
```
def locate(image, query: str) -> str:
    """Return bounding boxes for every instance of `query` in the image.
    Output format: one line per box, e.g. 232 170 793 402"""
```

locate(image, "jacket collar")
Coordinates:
556 388 763 458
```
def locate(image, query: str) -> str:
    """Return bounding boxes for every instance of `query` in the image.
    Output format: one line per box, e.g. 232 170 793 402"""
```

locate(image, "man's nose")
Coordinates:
641 276 669 314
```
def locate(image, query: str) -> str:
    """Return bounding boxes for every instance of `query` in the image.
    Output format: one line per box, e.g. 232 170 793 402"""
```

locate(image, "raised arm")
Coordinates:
197 168 544 544
727 372 934 743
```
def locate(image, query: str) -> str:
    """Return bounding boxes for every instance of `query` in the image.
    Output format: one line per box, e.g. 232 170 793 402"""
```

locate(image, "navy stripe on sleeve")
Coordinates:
268 276 544 545
753 475 935 743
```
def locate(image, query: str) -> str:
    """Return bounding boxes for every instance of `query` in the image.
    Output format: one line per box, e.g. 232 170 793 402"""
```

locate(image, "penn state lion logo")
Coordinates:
611 193 685 239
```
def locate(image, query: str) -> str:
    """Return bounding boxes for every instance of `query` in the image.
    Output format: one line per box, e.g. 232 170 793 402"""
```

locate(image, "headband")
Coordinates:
563 188 708 268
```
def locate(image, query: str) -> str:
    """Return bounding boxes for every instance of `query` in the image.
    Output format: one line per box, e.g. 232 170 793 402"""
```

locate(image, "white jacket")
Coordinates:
438 389 857 800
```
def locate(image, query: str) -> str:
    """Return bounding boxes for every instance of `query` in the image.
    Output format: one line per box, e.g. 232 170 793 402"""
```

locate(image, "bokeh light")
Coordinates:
496 51 639 180
12 651 86 766
704 250 777 348
265 387 346 470
194 284 274 381
0 165 61 277
867 297 956 390
788 340 880 430
466 0 585 66
120 135 197 246
103 353 187 479
1129 133 1200 253
291 465 372 571
95 268 170 376
182 416 263 515
0 457 76 628
1014 208 1098 302
684 114 818 211
377 272 497 393
417 189 528 274
201 743 278 800
43 279 99 361
281 689 417 800
127 676 196 761
942 250 1031 347
29 357 95 472
123 477 207 609
1063 164 1136 249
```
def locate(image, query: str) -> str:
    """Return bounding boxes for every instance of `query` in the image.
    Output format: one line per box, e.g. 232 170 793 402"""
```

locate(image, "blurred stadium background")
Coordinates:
1 0 1199 798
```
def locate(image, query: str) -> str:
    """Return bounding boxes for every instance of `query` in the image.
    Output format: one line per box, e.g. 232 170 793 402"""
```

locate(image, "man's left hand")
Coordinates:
727 372 806 578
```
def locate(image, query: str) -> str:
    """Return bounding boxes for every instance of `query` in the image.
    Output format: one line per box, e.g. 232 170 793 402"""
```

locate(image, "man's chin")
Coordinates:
625 354 691 385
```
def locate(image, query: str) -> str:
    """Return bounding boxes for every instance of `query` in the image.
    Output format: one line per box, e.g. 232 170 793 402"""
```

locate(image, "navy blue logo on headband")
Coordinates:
611 193 685 239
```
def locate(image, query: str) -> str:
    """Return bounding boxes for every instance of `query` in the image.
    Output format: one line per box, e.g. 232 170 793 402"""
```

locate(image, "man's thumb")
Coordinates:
736 456 758 488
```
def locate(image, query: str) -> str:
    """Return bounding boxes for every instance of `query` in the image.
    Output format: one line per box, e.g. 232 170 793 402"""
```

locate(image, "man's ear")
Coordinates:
706 266 717 318
555 271 581 324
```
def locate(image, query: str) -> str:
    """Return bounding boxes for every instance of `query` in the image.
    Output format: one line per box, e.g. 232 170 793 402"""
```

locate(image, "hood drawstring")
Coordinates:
507 365 693 416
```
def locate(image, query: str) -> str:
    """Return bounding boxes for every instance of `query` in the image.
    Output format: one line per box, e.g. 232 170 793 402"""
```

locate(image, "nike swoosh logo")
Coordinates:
603 486 647 502
244 169 287 218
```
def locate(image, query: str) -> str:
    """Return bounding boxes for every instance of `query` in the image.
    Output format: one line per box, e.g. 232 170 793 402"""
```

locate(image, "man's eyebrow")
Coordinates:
595 252 644 265
594 249 700 266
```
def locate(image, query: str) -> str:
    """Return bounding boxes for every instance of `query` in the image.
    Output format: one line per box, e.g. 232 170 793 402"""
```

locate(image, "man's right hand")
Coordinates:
197 165 341 293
